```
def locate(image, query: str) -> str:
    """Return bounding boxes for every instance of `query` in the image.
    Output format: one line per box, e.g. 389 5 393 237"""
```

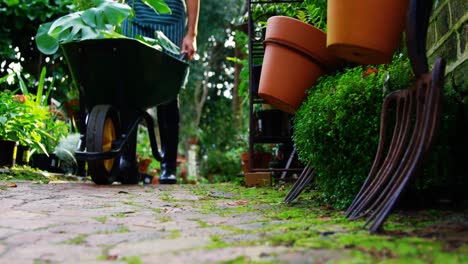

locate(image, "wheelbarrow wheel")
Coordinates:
86 105 120 184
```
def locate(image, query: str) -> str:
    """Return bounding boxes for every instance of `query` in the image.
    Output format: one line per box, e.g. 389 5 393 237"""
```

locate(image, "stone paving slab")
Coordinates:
0 181 348 264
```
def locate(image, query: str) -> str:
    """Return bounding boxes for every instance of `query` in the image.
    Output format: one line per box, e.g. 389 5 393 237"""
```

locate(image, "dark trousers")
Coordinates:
157 98 179 169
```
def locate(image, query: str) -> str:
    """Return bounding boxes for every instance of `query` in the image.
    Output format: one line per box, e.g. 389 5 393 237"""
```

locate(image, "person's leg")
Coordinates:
157 99 179 184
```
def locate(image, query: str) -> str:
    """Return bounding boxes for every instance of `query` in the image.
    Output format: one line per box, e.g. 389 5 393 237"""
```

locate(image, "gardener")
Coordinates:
123 0 199 184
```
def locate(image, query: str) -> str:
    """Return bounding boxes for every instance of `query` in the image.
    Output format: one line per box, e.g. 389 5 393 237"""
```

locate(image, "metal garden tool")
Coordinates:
283 163 315 204
345 0 447 233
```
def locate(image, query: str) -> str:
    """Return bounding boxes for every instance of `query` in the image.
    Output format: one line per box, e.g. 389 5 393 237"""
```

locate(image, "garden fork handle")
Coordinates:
406 0 433 77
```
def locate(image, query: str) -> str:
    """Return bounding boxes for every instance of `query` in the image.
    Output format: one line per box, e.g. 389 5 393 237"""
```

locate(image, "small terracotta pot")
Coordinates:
240 152 272 173
327 0 410 64
259 16 340 114
138 158 152 173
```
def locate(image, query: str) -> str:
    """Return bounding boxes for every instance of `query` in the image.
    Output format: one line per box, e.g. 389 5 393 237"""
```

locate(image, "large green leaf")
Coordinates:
4 0 19 7
36 22 60 55
81 1 131 28
141 0 172 15
154 30 180 54
35 0 176 56
101 1 132 25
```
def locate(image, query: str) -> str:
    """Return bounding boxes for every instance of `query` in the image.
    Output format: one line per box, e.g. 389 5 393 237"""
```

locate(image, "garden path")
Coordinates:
0 179 466 263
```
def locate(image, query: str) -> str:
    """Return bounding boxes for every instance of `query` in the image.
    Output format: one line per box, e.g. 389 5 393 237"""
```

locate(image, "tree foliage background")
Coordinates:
179 0 247 175
1 0 249 179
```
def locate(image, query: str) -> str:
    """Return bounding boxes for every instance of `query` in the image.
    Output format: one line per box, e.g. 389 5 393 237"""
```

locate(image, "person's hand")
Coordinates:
181 34 197 61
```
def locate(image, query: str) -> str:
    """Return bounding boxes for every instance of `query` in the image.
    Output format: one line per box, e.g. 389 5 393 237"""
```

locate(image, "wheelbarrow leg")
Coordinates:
118 111 141 184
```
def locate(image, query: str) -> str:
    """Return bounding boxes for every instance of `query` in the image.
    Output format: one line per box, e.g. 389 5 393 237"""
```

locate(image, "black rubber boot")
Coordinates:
157 99 179 184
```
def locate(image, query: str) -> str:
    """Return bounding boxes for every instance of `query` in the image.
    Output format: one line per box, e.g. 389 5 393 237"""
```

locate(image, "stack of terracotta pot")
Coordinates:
258 0 410 114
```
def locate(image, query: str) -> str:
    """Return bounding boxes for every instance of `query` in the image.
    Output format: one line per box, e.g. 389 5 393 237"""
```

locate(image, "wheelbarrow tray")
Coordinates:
61 38 188 110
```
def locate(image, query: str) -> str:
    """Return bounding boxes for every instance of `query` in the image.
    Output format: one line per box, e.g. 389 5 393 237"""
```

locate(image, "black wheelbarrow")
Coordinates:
61 38 188 184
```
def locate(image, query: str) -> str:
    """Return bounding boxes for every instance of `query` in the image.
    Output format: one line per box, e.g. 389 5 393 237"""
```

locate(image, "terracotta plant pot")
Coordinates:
259 16 340 114
0 140 18 168
240 152 273 173
138 158 152 173
327 0 410 64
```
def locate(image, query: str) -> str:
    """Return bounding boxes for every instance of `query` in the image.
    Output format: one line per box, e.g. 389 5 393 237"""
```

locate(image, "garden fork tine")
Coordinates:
346 0 446 232
284 163 315 203
359 82 427 223
365 60 445 233
346 90 414 219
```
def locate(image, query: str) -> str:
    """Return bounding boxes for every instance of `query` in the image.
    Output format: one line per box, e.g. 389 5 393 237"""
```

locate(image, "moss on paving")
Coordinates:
62 234 88 245
2 172 465 263
93 216 107 224
188 184 467 263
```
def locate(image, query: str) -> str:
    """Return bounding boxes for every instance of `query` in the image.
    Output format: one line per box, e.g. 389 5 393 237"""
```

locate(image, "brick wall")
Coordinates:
427 0 467 94
426 0 467 193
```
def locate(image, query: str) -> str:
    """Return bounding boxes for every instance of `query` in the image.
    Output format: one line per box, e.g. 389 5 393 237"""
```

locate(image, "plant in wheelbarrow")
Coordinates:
35 0 189 185
35 0 179 56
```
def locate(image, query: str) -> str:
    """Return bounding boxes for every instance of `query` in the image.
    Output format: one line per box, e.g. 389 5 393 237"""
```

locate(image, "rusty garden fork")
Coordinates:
345 0 447 233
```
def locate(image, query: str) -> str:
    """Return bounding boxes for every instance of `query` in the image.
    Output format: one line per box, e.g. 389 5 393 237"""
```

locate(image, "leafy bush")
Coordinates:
0 0 74 59
199 148 242 183
293 55 413 208
0 90 52 154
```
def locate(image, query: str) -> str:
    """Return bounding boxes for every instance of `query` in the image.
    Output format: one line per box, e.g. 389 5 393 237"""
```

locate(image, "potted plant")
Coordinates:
0 88 52 165
30 111 70 173
258 2 341 114
0 77 19 167
326 0 410 64
2 66 72 172
240 144 273 174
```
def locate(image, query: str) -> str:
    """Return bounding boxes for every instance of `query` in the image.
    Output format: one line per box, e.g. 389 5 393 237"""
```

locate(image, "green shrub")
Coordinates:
200 148 242 183
293 55 413 208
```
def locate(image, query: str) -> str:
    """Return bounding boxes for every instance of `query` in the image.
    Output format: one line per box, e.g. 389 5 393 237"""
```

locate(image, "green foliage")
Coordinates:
200 148 242 183
35 0 131 54
0 0 74 58
296 0 327 30
251 0 327 30
229 30 249 104
35 0 176 55
293 55 413 208
0 90 50 154
0 67 70 155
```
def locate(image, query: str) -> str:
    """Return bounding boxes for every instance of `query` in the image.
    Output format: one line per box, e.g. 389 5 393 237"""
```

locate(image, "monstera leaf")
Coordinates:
36 0 175 55
36 1 131 55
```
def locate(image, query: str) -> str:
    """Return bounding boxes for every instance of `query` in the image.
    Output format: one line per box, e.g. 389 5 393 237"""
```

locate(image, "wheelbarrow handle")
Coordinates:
179 52 188 61
406 0 433 77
